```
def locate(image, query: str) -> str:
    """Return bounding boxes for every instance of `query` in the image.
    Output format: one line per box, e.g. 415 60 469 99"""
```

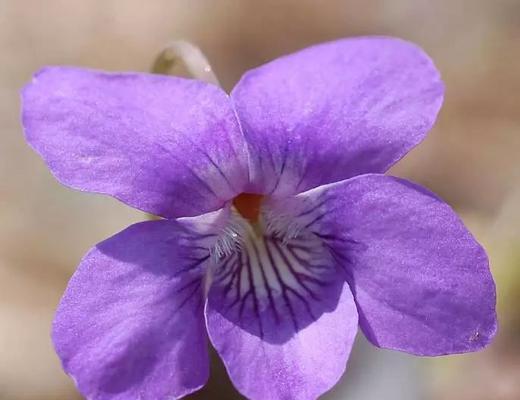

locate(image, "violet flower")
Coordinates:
21 37 497 400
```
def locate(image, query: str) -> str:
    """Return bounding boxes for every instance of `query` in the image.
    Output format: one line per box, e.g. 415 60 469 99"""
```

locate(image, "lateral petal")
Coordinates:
53 219 216 399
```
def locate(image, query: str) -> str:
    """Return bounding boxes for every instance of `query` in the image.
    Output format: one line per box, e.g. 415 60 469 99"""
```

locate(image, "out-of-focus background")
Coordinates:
1 1 519 399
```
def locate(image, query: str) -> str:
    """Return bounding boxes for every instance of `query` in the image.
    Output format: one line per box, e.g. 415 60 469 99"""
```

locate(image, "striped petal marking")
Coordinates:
207 192 347 341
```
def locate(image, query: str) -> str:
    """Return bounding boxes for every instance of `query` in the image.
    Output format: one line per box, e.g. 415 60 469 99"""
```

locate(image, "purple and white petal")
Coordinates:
297 174 497 355
232 37 443 196
53 219 218 400
205 221 358 400
22 67 249 218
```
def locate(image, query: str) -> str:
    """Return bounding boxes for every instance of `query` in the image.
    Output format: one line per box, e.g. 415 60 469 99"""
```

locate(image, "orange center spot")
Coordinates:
232 193 264 222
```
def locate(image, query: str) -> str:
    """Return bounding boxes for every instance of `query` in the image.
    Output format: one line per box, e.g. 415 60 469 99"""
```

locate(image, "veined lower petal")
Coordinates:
21 67 249 218
231 37 444 196
296 174 497 356
205 216 358 400
52 217 223 400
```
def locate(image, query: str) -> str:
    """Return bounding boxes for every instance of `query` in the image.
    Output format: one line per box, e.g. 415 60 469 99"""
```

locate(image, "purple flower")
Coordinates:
21 37 497 400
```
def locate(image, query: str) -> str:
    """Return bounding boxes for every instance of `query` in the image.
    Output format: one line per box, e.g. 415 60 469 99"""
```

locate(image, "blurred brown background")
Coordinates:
1 1 519 399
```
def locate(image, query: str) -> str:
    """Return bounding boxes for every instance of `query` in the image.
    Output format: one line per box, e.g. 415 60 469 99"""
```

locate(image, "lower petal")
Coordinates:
205 225 358 400
300 174 497 356
53 219 215 400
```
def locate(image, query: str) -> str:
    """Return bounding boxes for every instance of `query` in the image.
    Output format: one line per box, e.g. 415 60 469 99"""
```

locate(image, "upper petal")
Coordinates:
298 174 497 355
22 67 249 218
53 219 217 400
231 36 444 196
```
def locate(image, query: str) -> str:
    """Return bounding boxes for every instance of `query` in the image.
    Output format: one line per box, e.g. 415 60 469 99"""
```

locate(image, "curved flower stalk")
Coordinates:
20 37 497 400
151 40 221 85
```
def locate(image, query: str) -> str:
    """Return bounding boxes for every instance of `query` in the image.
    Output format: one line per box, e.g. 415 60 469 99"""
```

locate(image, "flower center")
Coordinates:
210 192 330 264
208 195 339 340
232 193 264 223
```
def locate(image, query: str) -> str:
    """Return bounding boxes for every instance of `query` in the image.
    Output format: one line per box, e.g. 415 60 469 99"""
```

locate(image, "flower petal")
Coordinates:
298 174 497 355
205 224 358 400
22 67 249 218
231 37 444 195
53 219 216 400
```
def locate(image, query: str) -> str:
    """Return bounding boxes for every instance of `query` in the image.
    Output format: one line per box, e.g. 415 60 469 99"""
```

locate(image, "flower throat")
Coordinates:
232 193 264 223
